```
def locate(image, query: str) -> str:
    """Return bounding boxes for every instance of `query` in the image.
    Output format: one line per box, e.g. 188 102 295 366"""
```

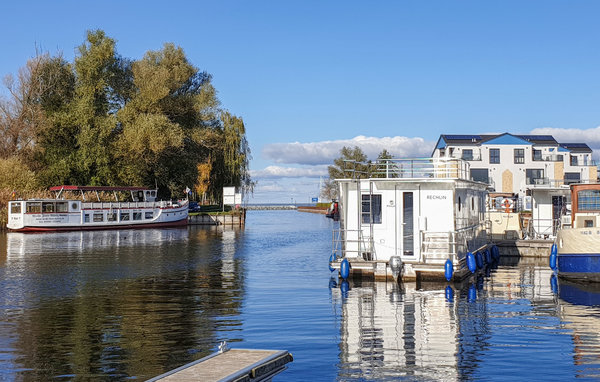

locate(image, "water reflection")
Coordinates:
0 226 246 380
331 261 571 381
555 279 600 378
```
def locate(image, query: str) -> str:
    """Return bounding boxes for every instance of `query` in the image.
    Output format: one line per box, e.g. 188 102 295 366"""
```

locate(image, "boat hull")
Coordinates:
557 228 600 282
10 216 188 232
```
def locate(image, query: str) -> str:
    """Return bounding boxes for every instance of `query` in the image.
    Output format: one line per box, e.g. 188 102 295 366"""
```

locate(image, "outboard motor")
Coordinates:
389 256 403 282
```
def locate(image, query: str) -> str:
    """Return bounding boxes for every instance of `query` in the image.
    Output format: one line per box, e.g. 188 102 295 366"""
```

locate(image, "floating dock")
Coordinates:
148 348 293 382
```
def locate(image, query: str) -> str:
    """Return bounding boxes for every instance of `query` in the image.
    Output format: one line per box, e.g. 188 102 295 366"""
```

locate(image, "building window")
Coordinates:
470 168 489 184
526 169 545 185
564 172 581 185
361 194 382 224
462 149 473 161
489 149 500 164
578 190 600 211
533 149 542 161
514 149 525 164
570 155 578 166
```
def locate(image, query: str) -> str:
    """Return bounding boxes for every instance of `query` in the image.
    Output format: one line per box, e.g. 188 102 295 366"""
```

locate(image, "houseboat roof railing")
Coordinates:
341 158 471 180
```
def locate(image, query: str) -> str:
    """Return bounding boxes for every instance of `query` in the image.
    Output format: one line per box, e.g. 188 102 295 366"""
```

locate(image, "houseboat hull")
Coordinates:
556 228 600 282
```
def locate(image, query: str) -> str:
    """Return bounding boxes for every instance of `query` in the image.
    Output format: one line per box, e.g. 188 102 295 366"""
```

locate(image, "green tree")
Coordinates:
321 146 370 200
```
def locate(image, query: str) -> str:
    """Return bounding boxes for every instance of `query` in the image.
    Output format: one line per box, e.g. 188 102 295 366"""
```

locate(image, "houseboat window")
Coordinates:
526 169 544 185
42 202 55 213
361 194 382 224
489 149 500 164
107 213 117 222
133 212 142 220
145 212 153 219
151 191 156 197
93 213 104 222
120 212 130 221
10 202 21 214
578 190 600 211
585 219 594 228
26 202 41 213
458 197 461 211
56 202 68 213
514 149 525 164
84 214 90 223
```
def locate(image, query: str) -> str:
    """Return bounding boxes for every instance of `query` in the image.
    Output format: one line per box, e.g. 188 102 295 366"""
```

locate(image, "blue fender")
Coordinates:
444 259 453 281
485 249 492 264
340 258 350 279
467 252 476 273
549 243 558 270
475 252 483 269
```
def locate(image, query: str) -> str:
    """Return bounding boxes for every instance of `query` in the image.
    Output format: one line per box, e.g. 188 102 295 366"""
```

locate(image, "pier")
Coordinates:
148 348 293 382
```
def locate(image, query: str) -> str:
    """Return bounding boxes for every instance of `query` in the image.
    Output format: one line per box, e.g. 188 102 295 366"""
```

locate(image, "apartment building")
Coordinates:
431 133 597 197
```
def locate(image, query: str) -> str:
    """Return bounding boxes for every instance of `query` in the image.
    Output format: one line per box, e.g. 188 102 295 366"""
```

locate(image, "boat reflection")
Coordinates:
555 278 600 378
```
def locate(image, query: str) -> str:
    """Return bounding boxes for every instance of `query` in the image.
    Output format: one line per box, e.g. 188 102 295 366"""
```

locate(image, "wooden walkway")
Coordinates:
148 349 293 382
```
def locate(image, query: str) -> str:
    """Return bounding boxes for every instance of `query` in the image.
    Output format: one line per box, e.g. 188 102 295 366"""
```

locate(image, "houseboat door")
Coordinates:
395 189 420 262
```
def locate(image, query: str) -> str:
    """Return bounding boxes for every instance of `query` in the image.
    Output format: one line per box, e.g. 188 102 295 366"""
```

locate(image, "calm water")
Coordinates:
0 211 600 380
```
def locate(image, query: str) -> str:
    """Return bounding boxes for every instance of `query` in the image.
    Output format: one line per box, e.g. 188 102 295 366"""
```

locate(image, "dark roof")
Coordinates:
441 135 483 145
559 143 592 153
516 135 558 145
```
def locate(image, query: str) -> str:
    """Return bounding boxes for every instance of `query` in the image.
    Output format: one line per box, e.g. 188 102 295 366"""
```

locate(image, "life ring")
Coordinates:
501 198 512 213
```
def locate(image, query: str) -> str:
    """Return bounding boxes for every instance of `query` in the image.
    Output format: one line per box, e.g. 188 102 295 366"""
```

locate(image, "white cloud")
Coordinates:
250 165 328 178
530 126 600 151
262 135 434 165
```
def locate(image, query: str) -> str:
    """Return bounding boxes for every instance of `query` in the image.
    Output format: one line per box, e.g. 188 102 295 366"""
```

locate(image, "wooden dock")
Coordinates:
148 348 293 382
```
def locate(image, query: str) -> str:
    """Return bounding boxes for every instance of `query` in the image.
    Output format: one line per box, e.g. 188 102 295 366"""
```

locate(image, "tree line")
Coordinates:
0 30 252 202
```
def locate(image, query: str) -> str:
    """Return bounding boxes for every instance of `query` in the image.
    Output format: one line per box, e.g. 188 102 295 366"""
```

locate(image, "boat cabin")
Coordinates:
333 158 490 281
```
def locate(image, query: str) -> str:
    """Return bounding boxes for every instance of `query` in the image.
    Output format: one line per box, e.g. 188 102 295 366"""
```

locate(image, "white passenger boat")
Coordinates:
7 186 188 232
553 184 600 281
331 158 494 282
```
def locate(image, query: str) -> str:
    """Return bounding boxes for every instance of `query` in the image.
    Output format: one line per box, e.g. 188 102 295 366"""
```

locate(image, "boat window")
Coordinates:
145 212 153 219
84 214 90 223
56 202 68 213
93 213 104 222
107 213 117 222
42 202 55 213
71 202 79 210
146 191 150 196
151 191 156 197
10 202 21 214
120 212 130 221
585 219 594 228
578 190 600 211
26 202 41 213
133 212 142 221
471 197 474 211
458 197 461 211
361 194 382 224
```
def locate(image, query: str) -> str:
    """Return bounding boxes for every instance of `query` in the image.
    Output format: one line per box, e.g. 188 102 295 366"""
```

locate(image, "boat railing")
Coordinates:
522 217 561 239
341 158 471 180
332 229 375 260
421 224 489 264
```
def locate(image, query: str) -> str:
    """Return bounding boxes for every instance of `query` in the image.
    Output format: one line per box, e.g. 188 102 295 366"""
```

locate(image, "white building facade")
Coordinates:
431 133 597 198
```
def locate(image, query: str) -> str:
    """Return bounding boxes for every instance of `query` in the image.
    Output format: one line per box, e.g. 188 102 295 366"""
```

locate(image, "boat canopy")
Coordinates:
50 185 158 202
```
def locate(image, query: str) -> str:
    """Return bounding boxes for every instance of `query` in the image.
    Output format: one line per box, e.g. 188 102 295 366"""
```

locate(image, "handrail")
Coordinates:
341 158 472 180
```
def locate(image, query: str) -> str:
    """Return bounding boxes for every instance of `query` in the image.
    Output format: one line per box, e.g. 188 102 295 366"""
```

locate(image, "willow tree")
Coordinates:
116 43 219 197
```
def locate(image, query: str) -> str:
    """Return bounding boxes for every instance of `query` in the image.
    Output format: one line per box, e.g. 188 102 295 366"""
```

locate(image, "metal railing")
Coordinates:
332 229 375 261
342 158 471 180
81 200 184 210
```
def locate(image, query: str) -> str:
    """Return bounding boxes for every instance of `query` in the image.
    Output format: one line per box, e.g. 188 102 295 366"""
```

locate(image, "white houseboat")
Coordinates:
331 158 492 282
7 186 188 232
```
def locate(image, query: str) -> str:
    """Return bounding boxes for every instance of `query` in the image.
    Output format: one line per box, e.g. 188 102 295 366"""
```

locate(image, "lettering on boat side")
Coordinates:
426 195 447 200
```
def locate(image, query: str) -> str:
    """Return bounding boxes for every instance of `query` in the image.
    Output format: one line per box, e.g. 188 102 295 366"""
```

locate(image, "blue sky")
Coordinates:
2 1 600 203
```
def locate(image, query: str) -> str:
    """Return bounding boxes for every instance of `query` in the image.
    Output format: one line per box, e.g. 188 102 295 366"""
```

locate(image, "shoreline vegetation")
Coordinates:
0 29 252 230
